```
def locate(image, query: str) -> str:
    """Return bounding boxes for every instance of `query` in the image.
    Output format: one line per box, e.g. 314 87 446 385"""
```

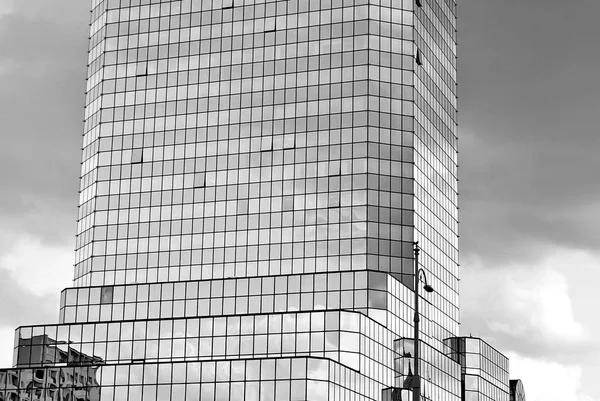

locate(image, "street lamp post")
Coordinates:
412 242 434 401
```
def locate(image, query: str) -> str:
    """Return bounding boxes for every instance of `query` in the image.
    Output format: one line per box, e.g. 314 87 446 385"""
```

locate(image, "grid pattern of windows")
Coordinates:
75 0 419 288
413 0 459 349
1 357 375 401
17 312 395 376
394 338 460 401
445 337 511 401
59 272 417 330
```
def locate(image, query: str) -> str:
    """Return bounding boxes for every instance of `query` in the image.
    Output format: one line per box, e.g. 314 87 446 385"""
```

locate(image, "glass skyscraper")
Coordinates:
1 0 460 400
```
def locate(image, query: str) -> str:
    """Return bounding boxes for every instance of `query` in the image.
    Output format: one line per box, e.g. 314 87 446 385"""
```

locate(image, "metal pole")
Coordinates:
413 243 420 401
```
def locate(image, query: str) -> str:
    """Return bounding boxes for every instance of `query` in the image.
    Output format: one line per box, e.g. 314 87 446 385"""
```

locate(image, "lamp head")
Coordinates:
423 284 434 293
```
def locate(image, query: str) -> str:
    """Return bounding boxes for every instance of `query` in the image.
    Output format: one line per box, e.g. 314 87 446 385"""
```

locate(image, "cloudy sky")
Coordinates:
0 0 598 400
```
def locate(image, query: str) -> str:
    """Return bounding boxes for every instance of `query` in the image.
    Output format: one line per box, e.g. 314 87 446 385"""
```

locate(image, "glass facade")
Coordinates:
1 0 463 400
445 337 511 401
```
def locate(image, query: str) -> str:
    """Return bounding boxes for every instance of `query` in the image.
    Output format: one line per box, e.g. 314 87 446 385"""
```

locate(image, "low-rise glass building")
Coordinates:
445 336 511 401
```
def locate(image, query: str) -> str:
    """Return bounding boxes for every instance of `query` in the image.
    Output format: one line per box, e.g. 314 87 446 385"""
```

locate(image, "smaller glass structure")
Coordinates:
444 336 510 401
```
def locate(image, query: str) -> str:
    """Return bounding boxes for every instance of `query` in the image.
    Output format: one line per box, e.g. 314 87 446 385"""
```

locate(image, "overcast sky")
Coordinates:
0 1 599 400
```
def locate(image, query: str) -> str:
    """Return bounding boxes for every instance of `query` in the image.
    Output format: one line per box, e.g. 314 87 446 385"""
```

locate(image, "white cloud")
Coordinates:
0 234 73 295
461 251 586 348
0 0 14 16
0 326 15 368
492 266 583 343
508 352 594 401
0 60 17 75
461 248 600 400
0 233 71 370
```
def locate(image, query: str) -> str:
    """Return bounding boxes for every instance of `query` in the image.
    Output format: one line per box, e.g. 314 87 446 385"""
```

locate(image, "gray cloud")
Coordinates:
458 1 600 397
460 128 600 263
461 303 600 365
459 0 600 263
8 0 87 24
0 268 58 326
459 261 600 367
0 0 88 245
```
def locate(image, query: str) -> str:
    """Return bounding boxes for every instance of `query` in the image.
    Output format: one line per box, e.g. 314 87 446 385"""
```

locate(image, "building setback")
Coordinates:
0 0 463 400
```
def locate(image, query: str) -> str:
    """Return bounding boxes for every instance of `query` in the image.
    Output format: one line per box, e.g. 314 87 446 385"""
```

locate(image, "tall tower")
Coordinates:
1 0 459 400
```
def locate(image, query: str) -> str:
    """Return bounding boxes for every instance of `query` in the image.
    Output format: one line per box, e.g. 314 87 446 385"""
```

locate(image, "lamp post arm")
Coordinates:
417 268 429 287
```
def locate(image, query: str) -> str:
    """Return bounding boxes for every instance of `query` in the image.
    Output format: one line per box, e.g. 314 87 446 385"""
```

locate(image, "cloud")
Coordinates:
507 352 594 401
0 266 59 326
461 247 600 399
1 0 86 24
0 233 72 370
460 249 598 363
0 0 87 246
0 0 86 374
0 234 70 368
459 127 600 265
0 327 16 368
459 0 600 265
491 268 583 342
0 0 14 13
0 234 73 297
457 5 600 397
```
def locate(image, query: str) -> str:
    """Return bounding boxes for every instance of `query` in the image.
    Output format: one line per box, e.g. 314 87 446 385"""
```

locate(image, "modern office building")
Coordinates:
1 0 463 400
